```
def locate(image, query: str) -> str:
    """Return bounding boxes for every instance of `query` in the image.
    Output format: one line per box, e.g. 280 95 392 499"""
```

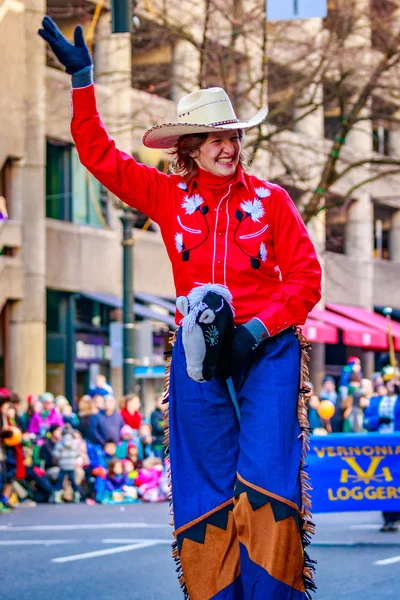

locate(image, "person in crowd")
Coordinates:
135 457 164 502
364 373 400 531
342 393 364 433
20 432 55 503
361 378 373 398
348 373 362 397
120 394 142 431
77 395 97 440
374 383 388 397
20 394 39 432
137 422 155 460
307 394 322 432
53 424 82 503
9 393 24 430
28 393 64 436
1 391 25 508
60 402 80 428
103 457 138 502
127 442 142 471
116 424 136 459
122 458 140 485
88 439 118 502
150 395 166 459
372 374 384 392
1 391 15 511
88 374 114 398
339 356 362 387
93 394 105 412
38 424 63 480
89 395 124 446
320 376 338 405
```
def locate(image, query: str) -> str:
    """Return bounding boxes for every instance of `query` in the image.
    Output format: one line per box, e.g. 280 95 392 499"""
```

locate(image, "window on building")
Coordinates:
131 18 178 100
46 140 72 220
373 201 397 260
75 295 112 331
46 289 63 333
371 96 396 156
46 141 108 226
372 125 390 156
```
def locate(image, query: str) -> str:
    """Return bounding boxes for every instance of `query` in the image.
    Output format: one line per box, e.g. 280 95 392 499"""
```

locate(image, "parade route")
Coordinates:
1 503 400 599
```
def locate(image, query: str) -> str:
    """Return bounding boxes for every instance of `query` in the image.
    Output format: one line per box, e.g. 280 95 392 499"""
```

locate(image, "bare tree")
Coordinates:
130 0 400 222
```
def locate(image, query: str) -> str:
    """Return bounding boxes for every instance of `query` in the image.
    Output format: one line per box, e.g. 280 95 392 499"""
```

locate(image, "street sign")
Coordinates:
267 0 327 21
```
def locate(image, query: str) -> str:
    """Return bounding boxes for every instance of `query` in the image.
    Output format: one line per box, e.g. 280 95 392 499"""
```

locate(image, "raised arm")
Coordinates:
38 16 171 223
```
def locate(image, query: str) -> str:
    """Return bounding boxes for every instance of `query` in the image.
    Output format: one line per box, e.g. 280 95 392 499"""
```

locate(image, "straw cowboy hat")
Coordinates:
142 87 268 149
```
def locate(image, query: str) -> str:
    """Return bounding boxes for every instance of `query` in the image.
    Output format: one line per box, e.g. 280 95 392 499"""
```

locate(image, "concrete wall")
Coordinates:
46 219 175 298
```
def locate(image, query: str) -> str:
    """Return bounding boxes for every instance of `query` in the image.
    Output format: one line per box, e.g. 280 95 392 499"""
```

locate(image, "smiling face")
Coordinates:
189 130 242 177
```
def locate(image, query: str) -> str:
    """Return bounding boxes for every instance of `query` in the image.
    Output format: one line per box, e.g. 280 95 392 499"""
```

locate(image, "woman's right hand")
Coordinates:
38 16 92 74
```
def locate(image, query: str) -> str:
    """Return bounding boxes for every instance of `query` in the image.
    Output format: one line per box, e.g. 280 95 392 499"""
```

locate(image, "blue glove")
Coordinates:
38 16 92 75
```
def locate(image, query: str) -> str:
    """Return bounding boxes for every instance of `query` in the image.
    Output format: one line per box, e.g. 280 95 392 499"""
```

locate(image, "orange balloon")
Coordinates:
4 426 22 447
317 400 335 421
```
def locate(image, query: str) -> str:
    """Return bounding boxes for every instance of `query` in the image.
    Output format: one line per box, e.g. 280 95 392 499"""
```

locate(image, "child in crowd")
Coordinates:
127 442 142 470
319 376 338 405
89 439 117 503
307 394 322 431
53 425 81 503
137 422 155 460
103 458 138 503
150 395 166 460
56 396 79 428
116 424 136 459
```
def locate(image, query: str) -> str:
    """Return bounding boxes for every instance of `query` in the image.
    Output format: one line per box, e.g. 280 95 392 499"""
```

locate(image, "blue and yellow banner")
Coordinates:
308 433 400 513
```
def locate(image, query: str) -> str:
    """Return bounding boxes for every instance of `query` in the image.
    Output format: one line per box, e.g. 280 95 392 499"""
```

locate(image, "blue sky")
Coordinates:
267 0 327 21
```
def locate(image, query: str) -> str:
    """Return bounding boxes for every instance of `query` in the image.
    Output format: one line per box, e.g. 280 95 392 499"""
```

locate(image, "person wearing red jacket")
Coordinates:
39 17 321 600
120 394 142 431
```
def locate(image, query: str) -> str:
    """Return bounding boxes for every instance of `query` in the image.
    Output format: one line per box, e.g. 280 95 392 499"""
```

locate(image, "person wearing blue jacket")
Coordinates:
89 396 124 446
363 376 400 531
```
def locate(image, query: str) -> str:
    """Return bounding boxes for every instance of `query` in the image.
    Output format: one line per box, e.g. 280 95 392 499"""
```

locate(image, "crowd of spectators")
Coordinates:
307 357 400 435
2 360 399 514
0 375 168 513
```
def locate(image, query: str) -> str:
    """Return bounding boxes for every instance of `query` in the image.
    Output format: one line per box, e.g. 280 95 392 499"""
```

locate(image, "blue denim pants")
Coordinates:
168 328 311 600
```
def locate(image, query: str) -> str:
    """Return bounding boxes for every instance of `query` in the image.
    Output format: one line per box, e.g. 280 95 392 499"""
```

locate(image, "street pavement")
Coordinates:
1 503 400 599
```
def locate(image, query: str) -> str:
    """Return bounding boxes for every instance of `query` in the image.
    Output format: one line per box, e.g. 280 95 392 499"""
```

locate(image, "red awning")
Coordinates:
310 307 388 350
327 303 400 351
303 317 338 345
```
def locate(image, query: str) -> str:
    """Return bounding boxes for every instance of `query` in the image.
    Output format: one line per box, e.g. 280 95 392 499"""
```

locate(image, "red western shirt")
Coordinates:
71 85 322 335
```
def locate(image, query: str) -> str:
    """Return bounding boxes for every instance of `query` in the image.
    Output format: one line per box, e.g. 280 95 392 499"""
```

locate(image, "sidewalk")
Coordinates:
313 510 400 546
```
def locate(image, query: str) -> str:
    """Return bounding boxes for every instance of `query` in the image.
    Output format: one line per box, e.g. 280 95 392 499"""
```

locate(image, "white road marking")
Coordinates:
0 522 169 532
0 540 77 546
102 538 170 544
350 525 381 530
374 555 400 566
52 541 161 563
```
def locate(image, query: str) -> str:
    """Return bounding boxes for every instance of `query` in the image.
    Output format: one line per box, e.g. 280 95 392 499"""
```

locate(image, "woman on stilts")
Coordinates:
39 16 322 599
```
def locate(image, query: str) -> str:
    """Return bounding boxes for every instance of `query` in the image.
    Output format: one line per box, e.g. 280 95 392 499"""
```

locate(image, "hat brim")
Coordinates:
142 107 268 149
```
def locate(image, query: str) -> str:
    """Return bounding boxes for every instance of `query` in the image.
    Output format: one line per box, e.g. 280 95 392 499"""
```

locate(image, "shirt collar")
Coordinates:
187 165 251 196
